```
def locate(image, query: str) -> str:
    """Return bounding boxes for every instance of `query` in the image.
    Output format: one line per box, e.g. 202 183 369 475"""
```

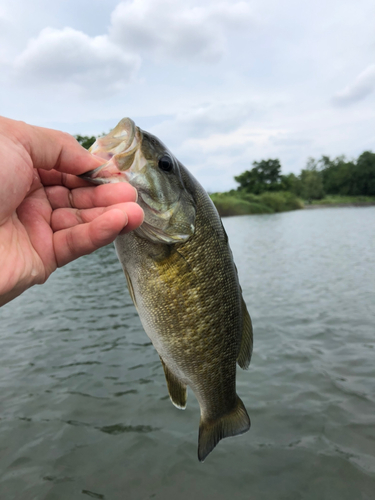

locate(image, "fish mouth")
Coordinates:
79 117 141 185
79 163 128 184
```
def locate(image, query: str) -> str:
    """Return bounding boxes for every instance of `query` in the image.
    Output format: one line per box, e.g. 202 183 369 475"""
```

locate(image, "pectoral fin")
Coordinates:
159 357 187 409
124 269 137 309
237 297 253 370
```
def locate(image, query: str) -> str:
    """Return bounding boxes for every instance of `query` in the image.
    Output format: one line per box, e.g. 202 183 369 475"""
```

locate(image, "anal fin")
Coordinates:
237 296 253 370
159 357 187 410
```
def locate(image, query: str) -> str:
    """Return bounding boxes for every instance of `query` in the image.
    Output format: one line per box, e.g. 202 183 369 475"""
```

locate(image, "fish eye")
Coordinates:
158 156 173 172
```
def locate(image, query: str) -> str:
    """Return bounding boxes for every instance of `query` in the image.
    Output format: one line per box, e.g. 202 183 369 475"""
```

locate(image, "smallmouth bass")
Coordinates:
81 118 253 461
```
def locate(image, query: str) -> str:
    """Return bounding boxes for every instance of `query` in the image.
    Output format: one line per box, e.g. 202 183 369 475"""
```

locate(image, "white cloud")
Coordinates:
13 27 141 96
150 101 258 144
177 102 257 136
109 0 252 62
7 0 252 97
333 64 375 106
183 126 287 155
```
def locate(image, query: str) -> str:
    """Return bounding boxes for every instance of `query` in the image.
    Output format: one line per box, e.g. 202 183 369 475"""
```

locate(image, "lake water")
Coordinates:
1 207 375 500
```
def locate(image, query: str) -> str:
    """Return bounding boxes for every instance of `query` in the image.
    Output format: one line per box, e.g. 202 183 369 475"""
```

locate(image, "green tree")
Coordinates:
74 134 97 150
354 151 375 196
318 155 352 195
280 173 302 195
299 158 325 201
235 159 282 194
300 170 325 201
233 150 375 202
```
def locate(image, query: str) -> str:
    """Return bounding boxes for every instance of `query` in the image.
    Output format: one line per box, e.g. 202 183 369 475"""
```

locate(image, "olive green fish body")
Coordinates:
82 119 253 461
117 170 238 401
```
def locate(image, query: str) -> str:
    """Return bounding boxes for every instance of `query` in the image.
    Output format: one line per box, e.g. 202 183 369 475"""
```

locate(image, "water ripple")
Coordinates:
97 424 158 435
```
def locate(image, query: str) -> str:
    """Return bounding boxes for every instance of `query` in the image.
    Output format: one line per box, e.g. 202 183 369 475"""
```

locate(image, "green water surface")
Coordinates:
1 207 374 500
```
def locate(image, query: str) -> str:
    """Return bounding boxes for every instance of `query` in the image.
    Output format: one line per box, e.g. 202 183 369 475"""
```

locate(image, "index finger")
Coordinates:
3 116 104 176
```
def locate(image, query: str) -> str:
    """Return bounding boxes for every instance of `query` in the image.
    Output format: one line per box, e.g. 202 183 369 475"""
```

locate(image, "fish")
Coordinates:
81 118 253 461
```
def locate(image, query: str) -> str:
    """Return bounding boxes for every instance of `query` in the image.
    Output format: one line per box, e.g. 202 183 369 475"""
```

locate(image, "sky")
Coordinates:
1 0 374 191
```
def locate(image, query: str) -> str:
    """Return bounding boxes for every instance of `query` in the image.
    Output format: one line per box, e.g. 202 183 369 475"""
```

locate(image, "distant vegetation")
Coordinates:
211 153 375 216
309 195 375 205
75 134 97 150
210 191 303 217
74 134 375 216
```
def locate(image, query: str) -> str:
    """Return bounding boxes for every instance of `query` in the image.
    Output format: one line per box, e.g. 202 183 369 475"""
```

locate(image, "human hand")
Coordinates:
0 116 144 306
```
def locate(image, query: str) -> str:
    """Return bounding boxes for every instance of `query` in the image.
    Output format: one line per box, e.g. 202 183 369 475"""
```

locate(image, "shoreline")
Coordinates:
212 192 375 218
304 202 375 210
218 201 375 217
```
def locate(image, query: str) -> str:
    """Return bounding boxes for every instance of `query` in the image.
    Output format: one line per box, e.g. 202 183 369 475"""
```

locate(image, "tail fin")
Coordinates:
198 396 250 462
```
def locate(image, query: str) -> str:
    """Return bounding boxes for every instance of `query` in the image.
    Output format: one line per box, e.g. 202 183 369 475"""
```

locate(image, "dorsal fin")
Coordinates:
159 357 187 409
237 297 253 370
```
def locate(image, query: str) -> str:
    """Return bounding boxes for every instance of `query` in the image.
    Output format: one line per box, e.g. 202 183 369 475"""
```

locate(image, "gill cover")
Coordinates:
82 118 196 245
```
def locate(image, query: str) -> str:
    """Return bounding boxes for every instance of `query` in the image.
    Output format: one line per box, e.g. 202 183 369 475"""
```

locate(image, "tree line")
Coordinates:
234 152 375 200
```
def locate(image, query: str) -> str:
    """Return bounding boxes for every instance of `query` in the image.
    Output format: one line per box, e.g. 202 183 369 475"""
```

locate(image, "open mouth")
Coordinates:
79 117 141 185
79 161 131 184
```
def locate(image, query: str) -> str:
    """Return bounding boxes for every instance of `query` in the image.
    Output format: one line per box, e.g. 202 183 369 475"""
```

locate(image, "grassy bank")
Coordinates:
210 191 304 217
210 192 375 217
